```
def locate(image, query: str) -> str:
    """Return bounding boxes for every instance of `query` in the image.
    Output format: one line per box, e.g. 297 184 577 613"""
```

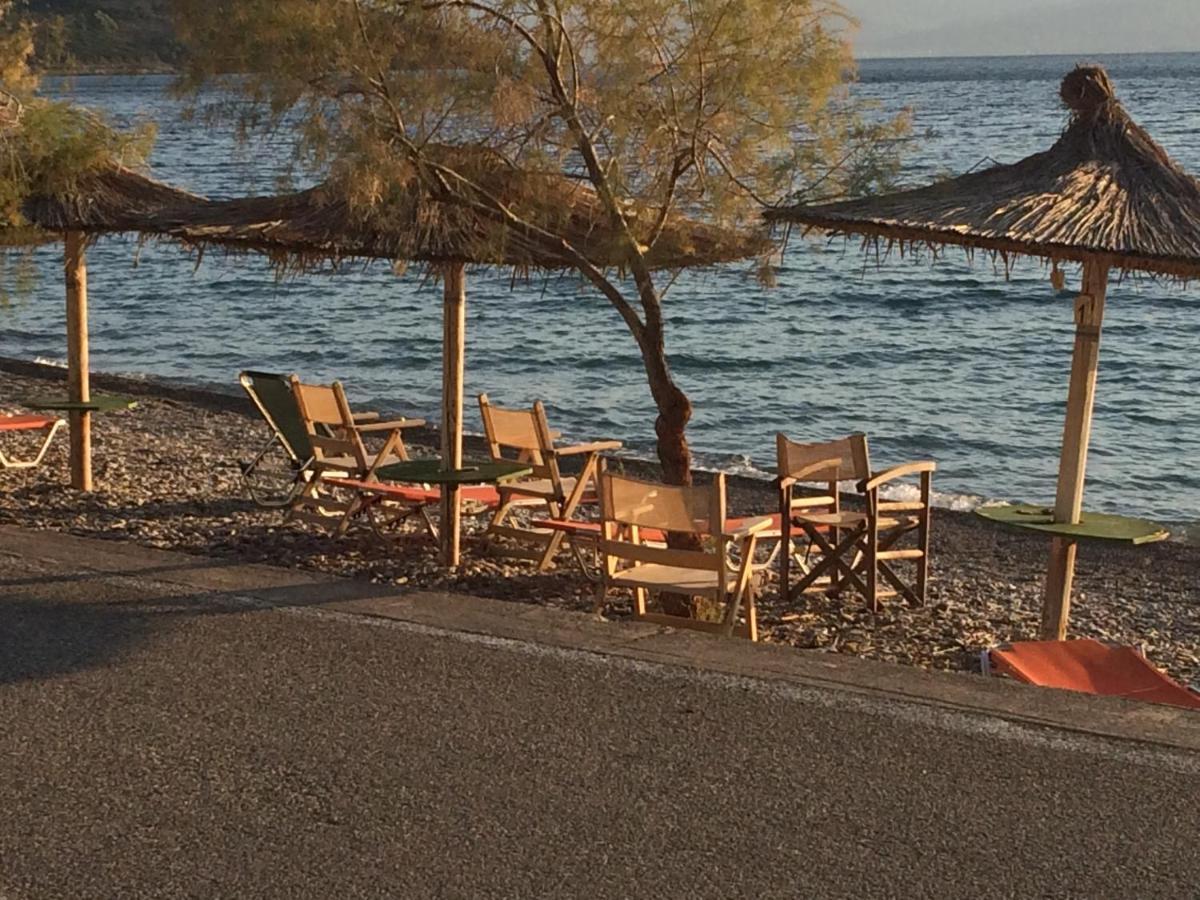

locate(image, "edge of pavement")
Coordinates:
3 523 1198 754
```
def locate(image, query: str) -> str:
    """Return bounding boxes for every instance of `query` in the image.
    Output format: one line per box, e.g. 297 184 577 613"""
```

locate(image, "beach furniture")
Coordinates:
0 413 65 470
238 370 386 508
594 468 771 640
478 393 622 571
983 640 1200 711
288 378 426 535
777 432 934 612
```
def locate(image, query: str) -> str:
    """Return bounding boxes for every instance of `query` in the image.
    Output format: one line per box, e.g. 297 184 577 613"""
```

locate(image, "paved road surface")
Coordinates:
1 544 1198 898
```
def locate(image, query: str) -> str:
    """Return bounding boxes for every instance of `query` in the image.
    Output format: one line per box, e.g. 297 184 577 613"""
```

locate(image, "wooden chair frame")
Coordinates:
594 466 770 640
777 432 935 612
0 415 65 470
288 378 426 536
478 393 621 571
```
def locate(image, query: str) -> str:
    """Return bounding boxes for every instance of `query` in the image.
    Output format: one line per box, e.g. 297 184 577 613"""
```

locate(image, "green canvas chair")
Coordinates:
238 370 380 508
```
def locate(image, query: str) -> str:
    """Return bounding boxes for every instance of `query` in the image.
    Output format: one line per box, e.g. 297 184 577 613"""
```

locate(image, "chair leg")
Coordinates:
0 422 64 470
779 505 792 603
917 524 931 607
742 584 758 641
865 528 879 614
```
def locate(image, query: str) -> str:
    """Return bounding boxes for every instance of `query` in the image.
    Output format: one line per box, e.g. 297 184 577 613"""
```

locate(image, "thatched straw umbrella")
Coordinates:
158 148 764 566
5 166 205 490
765 65 1200 640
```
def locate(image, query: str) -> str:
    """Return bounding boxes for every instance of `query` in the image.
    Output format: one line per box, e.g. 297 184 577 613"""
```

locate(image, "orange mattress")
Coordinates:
989 639 1200 710
0 414 60 432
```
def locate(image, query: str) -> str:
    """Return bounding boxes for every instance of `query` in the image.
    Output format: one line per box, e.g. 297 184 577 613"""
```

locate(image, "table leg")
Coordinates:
441 483 462 567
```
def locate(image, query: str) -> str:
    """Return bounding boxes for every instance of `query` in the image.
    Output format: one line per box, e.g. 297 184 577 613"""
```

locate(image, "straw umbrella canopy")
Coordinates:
765 65 1200 639
3 164 205 490
156 146 765 566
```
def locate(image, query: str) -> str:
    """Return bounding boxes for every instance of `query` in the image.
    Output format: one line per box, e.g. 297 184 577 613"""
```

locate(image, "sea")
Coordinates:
2 53 1199 527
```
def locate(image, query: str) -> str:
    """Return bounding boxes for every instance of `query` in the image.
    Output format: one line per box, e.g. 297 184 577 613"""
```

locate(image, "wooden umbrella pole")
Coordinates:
64 231 92 491
440 262 467 567
1041 258 1110 640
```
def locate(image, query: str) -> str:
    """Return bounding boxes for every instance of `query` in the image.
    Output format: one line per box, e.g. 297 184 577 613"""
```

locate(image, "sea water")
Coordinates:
1 53 1198 525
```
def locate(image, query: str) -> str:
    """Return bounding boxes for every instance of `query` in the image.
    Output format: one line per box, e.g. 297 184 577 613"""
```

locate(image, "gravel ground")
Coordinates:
2 363 1198 687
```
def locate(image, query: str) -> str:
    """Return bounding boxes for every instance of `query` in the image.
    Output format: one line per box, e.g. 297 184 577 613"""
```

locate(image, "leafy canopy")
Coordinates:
0 0 154 232
175 0 908 241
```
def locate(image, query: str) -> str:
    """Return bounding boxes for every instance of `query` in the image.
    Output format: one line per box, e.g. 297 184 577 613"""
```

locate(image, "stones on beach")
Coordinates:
1 368 1199 689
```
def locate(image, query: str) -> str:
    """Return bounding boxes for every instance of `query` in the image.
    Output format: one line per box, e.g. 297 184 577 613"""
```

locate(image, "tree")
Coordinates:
173 0 905 487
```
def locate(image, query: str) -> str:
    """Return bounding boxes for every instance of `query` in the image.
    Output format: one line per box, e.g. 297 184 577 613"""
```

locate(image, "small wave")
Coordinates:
32 356 66 369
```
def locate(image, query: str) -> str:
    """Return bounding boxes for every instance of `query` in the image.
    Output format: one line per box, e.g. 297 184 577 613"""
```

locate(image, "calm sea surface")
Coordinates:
3 53 1199 524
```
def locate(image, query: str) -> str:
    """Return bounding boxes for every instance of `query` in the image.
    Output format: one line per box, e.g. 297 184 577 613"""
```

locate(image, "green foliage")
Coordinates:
175 0 909 234
0 0 155 300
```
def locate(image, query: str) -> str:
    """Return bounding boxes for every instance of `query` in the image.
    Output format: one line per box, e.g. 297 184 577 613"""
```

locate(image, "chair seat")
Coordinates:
609 563 731 598
0 414 61 432
325 478 440 504
794 510 867 527
500 475 579 499
793 510 911 531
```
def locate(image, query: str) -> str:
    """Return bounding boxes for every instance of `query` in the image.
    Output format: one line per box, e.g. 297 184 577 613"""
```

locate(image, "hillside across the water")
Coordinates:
27 0 179 73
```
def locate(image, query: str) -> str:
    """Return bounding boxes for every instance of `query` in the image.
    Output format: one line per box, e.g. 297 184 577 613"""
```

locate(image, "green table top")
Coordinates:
974 503 1171 545
23 395 138 413
376 458 532 486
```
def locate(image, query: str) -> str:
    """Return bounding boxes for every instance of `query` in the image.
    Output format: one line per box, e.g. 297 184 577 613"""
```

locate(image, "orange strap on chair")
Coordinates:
988 639 1200 710
324 478 502 509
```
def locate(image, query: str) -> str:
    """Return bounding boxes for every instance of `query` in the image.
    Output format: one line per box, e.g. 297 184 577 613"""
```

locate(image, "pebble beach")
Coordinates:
2 361 1198 689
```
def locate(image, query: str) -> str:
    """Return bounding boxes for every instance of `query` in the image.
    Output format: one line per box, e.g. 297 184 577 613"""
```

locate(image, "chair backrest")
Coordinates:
290 377 367 471
776 432 871 484
239 370 314 463
599 470 728 573
478 393 559 480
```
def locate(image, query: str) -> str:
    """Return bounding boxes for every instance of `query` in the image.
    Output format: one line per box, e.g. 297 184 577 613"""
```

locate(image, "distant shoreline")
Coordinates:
38 65 176 78
35 48 1199 79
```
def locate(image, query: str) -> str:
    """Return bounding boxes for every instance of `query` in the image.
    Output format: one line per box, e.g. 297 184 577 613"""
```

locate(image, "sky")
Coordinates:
845 0 1200 58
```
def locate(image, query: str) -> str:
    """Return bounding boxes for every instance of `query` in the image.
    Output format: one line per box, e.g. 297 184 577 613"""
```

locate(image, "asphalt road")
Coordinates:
1 549 1198 898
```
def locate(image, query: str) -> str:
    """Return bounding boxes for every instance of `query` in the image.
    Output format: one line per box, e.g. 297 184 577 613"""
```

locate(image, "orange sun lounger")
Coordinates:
0 414 65 470
984 639 1200 710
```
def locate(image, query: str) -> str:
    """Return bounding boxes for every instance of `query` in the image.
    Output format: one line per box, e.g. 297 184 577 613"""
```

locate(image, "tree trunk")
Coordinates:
637 321 704 618
651 365 693 488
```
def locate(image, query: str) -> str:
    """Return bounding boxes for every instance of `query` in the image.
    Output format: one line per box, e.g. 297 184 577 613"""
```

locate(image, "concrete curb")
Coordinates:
3 524 1198 753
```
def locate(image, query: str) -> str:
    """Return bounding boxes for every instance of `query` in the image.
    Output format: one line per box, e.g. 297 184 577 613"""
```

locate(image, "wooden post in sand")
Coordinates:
64 231 92 491
1041 258 1110 640
440 262 467 567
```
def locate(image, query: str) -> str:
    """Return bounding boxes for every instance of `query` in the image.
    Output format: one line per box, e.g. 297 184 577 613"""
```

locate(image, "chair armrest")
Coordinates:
553 440 624 456
860 460 936 493
780 457 842 485
351 410 380 422
723 516 774 540
356 418 427 433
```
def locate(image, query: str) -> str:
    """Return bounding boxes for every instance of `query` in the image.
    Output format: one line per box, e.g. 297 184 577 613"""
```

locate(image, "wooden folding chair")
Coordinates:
478 393 621 571
778 432 935 612
0 414 65 470
288 378 426 535
595 468 771 640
